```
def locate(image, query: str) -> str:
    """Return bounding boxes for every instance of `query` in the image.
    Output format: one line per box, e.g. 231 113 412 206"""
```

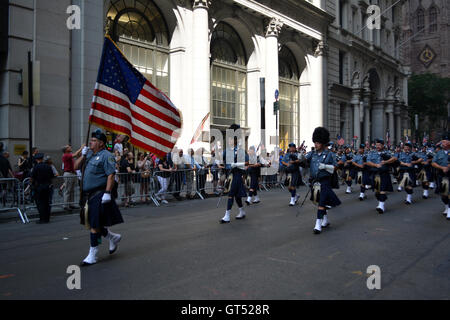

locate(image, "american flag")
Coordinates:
89 36 182 159
191 112 210 145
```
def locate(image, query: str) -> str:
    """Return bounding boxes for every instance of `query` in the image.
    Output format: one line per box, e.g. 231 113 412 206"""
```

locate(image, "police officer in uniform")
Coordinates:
220 124 249 224
342 145 355 194
246 146 262 205
393 145 402 190
281 143 304 206
305 127 341 234
352 144 369 201
74 129 124 266
365 139 398 214
31 153 55 224
397 143 417 205
432 133 450 220
416 144 434 199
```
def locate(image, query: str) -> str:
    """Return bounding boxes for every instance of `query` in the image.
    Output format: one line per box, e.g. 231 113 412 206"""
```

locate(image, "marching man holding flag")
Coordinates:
77 34 182 265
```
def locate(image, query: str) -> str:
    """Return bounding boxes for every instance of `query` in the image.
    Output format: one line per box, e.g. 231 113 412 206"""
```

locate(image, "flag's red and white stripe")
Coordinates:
90 80 181 158
191 112 210 145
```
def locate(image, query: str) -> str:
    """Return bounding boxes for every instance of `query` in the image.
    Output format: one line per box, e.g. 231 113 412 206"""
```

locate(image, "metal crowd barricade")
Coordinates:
0 178 28 224
21 175 82 217
115 170 160 207
152 168 204 205
7 166 311 223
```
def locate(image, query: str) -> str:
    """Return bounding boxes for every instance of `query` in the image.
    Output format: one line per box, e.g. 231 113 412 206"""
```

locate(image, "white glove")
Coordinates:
82 146 89 156
231 162 245 168
319 163 335 174
102 192 112 204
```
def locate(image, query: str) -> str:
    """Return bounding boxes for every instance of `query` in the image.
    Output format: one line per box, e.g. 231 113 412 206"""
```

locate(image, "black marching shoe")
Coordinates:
376 207 384 214
313 220 322 234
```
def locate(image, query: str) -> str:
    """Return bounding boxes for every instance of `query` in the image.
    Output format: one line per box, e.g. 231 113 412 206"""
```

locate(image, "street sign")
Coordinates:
273 101 280 114
275 89 279 100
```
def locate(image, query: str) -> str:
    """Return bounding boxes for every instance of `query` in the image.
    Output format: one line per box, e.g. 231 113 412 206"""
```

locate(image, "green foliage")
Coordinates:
408 73 450 133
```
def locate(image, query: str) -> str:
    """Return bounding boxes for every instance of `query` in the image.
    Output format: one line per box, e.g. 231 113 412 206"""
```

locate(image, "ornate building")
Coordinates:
325 0 410 146
0 0 410 167
401 0 450 77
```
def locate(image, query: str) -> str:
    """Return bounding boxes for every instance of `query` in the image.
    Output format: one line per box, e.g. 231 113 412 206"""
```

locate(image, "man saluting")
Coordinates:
74 129 124 266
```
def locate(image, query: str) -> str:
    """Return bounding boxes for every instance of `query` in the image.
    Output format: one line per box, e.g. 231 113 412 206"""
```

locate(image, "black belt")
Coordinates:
83 186 106 200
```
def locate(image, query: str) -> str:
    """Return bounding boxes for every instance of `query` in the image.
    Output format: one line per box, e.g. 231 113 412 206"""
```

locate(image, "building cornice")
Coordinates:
233 0 329 40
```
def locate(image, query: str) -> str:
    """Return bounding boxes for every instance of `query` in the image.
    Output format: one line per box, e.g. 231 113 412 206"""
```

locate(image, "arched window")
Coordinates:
106 0 170 95
429 7 437 33
210 22 247 129
417 9 425 33
278 46 300 151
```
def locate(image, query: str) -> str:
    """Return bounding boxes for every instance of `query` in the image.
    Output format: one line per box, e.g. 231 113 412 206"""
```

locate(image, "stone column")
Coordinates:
265 18 283 151
394 102 402 144
401 103 409 140
386 99 395 145
345 104 353 142
351 88 361 145
191 0 210 146
371 100 385 140
306 40 328 138
363 90 371 143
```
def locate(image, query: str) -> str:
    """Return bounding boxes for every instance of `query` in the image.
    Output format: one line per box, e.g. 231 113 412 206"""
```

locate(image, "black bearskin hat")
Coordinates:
312 127 330 145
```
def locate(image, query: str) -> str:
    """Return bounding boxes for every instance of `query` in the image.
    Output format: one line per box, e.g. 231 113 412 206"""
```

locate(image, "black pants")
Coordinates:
35 184 51 222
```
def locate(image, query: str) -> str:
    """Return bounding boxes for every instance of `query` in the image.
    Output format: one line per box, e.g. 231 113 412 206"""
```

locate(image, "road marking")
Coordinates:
345 271 364 288
328 251 341 260
267 257 302 266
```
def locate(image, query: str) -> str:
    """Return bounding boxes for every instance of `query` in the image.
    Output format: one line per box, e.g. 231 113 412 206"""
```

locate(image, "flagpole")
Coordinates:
80 121 92 203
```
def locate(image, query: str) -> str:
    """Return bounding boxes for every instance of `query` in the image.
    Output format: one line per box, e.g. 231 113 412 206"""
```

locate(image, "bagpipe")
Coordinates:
374 152 393 174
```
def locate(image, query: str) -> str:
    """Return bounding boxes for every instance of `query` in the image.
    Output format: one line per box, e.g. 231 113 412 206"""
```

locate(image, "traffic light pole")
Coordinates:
28 51 33 157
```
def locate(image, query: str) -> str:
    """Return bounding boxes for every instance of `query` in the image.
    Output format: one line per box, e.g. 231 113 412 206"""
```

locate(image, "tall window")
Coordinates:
417 9 425 33
278 46 300 151
210 22 247 129
106 0 170 95
429 7 437 33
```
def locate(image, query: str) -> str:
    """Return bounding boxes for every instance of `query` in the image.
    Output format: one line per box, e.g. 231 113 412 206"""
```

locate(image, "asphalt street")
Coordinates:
0 185 449 300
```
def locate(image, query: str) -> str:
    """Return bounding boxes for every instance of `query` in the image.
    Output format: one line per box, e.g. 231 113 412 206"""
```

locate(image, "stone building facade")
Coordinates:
325 0 411 146
1 0 410 168
401 0 449 77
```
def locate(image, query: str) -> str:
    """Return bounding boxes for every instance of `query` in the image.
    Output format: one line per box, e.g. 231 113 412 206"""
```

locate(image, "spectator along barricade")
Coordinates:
3 159 291 224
